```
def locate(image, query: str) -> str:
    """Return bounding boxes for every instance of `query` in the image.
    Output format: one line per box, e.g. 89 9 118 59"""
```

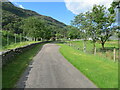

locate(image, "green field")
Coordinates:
2 43 44 88
59 44 118 88
67 40 118 61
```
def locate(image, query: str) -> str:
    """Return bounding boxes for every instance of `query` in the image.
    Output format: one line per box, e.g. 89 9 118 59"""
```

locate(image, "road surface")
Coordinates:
16 44 97 88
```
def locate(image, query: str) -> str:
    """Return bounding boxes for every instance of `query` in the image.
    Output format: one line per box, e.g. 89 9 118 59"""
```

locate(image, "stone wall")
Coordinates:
1 41 50 66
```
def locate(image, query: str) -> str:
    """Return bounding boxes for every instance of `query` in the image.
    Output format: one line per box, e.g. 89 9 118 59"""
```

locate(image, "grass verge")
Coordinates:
59 44 118 88
2 43 44 88
1 41 40 51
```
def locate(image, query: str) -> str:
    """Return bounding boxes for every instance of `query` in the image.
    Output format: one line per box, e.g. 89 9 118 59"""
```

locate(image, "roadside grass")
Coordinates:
59 44 118 88
0 68 2 89
1 41 40 51
2 43 44 88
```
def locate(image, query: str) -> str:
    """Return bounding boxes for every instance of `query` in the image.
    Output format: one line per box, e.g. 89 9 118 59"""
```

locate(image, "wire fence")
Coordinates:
65 40 119 62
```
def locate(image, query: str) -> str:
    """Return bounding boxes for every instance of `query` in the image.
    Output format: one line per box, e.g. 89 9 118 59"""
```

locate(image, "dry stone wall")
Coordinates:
1 41 50 66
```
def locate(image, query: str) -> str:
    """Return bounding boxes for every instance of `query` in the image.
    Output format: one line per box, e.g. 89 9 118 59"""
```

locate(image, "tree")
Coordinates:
92 5 115 49
21 17 47 41
43 25 52 40
109 2 120 39
71 13 90 52
67 26 80 39
85 11 99 54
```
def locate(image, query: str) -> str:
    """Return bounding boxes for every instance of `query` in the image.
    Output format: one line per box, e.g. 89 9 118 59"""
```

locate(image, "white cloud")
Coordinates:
64 0 113 15
18 5 25 9
14 2 25 9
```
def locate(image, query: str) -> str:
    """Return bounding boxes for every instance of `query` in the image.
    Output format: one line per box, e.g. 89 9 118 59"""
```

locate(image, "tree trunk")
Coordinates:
113 47 116 62
41 38 43 41
36 38 38 41
93 42 96 55
34 38 35 41
83 40 86 53
118 35 120 62
35 38 36 41
101 42 105 50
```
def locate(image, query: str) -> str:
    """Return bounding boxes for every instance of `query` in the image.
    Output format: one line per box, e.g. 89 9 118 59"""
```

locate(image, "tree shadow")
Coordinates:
98 47 119 52
15 61 33 88
51 40 67 44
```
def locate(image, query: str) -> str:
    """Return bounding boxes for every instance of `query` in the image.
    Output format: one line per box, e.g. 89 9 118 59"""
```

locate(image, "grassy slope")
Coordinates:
2 43 44 88
59 44 118 88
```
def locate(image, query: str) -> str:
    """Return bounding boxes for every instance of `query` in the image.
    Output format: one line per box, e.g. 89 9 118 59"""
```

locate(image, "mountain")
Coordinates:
2 2 67 32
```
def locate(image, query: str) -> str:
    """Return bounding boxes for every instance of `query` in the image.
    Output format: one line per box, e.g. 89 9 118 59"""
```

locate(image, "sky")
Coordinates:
12 0 113 25
13 2 75 25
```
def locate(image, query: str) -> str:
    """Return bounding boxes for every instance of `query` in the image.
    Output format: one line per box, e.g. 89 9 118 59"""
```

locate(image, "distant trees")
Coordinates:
20 16 84 41
20 17 72 41
20 17 52 41
2 10 22 33
3 13 78 42
67 26 80 39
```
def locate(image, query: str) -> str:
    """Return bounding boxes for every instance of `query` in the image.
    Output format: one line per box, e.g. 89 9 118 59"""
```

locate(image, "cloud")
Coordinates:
64 0 113 15
13 2 25 9
18 5 25 9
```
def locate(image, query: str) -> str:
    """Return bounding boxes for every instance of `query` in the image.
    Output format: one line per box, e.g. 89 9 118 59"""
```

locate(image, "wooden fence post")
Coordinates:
113 47 116 62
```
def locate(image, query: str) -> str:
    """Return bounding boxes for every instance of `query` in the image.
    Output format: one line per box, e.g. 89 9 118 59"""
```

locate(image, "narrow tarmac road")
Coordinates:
16 44 97 88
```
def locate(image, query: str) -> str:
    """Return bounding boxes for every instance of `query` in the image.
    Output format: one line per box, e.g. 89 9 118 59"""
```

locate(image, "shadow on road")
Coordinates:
16 61 33 88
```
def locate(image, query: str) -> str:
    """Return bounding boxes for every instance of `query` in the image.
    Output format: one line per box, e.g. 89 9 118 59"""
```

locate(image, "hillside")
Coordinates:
2 2 67 32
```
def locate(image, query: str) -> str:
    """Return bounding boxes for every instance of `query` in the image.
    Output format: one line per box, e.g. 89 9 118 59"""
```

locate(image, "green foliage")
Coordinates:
2 30 26 47
67 26 80 39
2 10 22 33
71 13 89 40
92 5 116 49
72 5 116 50
21 17 46 39
112 2 119 7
